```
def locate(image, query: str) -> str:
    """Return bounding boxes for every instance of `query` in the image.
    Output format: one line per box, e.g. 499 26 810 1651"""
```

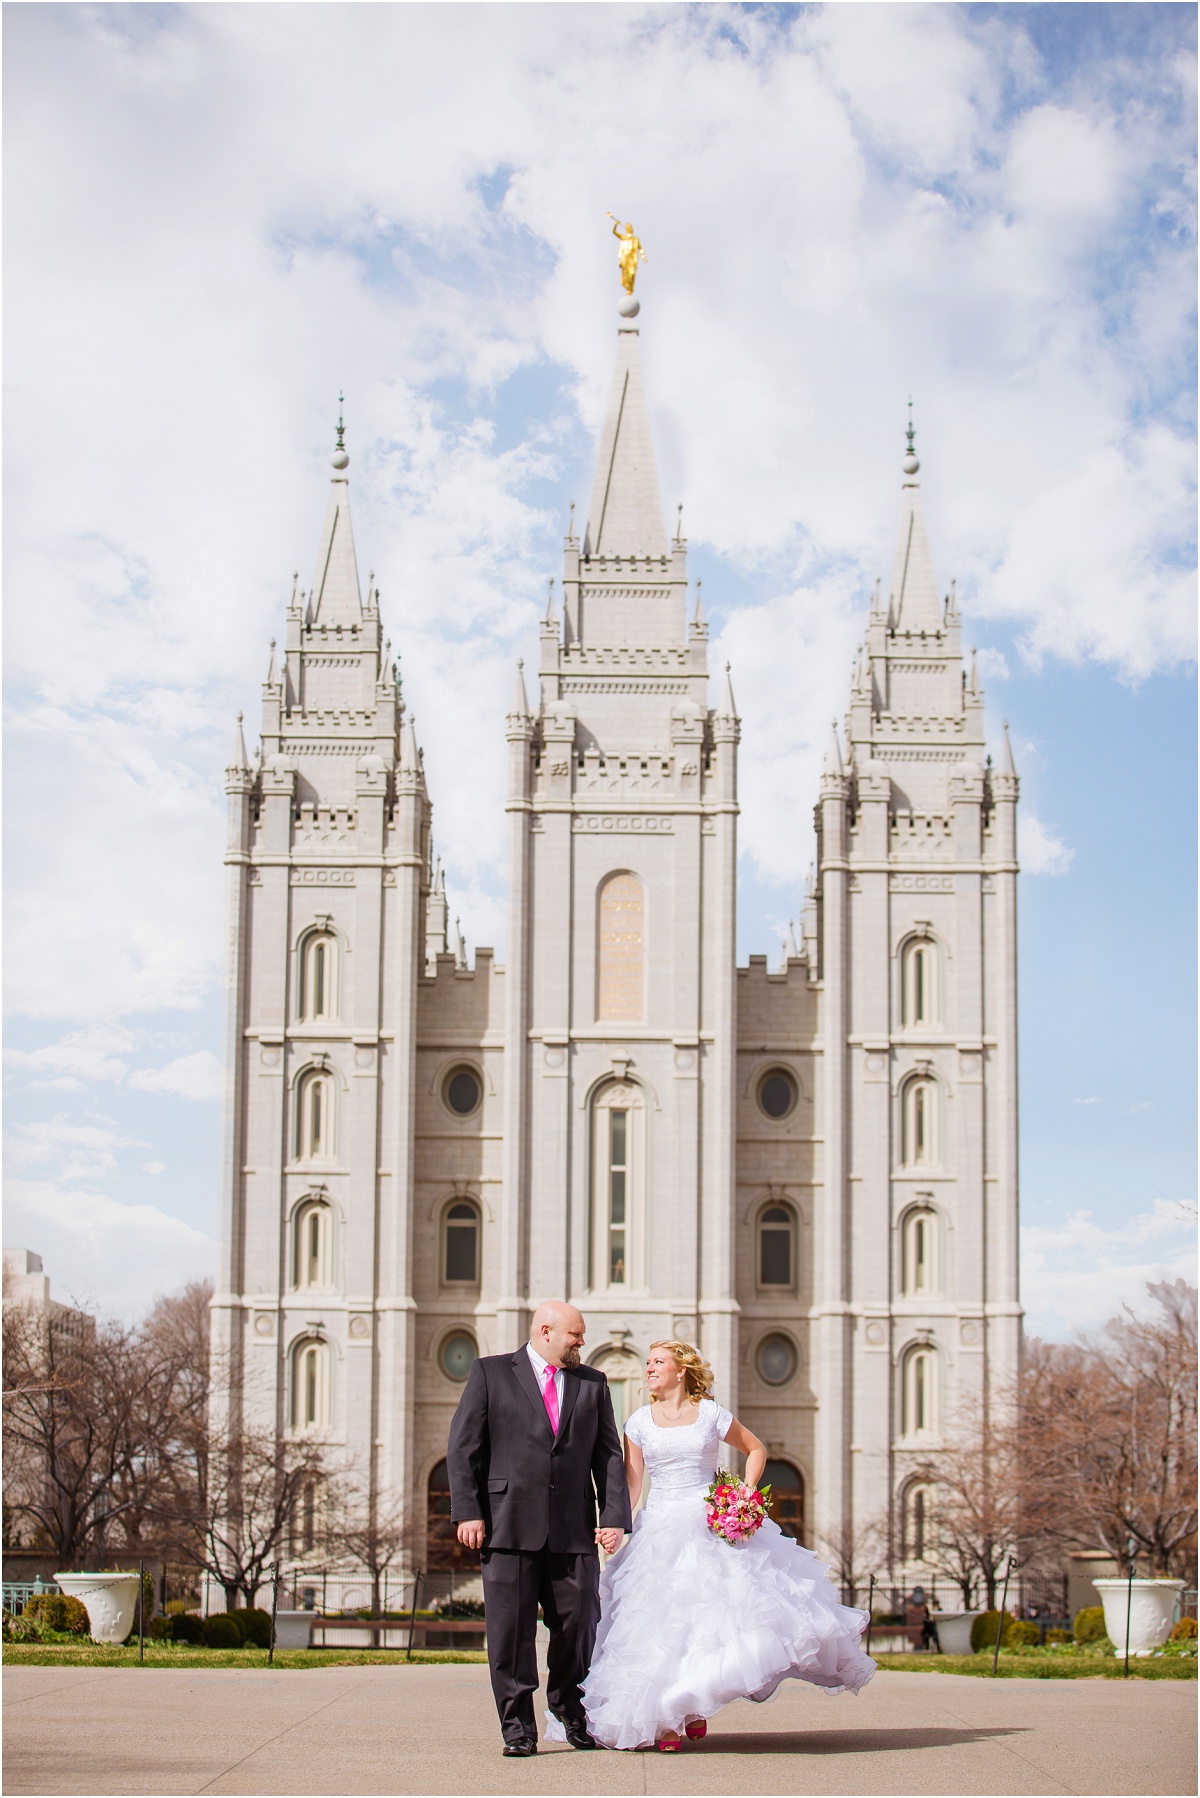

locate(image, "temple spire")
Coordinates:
584 325 667 557
309 398 363 625
887 408 942 633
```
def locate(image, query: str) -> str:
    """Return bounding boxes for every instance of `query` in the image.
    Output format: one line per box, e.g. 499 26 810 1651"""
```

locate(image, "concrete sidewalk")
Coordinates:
3 1664 1194 1797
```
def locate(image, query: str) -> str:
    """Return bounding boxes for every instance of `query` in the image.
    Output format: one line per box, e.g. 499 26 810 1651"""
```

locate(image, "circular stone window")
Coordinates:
757 1068 798 1120
756 1333 798 1388
439 1331 478 1383
443 1065 482 1117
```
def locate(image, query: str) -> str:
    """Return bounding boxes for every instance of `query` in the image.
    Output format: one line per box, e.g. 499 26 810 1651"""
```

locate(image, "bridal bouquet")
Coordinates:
705 1470 772 1547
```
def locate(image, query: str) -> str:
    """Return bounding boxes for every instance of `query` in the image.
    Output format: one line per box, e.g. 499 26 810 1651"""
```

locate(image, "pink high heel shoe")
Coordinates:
656 1733 683 1752
684 1721 707 1740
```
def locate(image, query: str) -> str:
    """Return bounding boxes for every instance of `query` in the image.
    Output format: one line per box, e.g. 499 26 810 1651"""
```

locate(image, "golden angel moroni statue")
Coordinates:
607 213 647 295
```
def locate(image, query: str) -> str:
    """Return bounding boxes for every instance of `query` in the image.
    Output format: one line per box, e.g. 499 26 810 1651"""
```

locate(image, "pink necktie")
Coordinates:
542 1364 560 1434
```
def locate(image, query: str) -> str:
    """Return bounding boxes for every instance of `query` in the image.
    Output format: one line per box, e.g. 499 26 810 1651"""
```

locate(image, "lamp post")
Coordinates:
1123 1536 1137 1679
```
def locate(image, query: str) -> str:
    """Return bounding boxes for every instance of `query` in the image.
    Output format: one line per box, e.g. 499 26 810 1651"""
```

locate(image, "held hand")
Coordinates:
457 1519 486 1550
595 1527 624 1554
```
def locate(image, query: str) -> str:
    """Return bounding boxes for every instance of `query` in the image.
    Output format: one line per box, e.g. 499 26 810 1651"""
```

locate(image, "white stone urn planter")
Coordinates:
54 1573 141 1644
934 1610 985 1654
271 1610 314 1649
1092 1578 1184 1657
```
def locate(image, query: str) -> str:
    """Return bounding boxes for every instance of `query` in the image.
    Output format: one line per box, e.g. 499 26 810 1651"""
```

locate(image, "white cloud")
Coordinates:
5 1024 134 1089
142 1160 166 1175
1021 1199 1197 1339
5 1178 215 1321
6 1115 148 1182
1019 812 1075 875
129 1050 223 1103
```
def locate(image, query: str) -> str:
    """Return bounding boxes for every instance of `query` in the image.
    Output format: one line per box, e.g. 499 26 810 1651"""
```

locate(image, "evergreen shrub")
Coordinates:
230 1607 273 1647
200 1614 243 1648
1045 1628 1072 1644
24 1594 90 1635
171 1613 205 1644
1074 1606 1109 1645
970 1610 1016 1652
1169 1617 1197 1642
1008 1620 1040 1648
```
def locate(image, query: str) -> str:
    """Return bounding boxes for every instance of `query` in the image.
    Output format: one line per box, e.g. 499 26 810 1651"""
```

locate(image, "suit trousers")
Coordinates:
480 1546 601 1743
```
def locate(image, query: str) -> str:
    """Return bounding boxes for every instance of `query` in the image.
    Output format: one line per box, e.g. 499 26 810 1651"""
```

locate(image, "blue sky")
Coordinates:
4 2 1195 1334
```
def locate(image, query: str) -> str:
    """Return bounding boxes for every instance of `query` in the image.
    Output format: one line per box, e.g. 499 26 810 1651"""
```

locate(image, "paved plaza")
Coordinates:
3 1664 1195 1797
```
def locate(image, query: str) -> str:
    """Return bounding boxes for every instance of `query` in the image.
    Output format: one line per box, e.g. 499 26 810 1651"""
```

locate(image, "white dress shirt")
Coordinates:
526 1342 564 1416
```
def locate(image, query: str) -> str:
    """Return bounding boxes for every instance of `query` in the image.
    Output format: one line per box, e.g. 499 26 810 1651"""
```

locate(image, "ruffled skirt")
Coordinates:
570 1496 875 1750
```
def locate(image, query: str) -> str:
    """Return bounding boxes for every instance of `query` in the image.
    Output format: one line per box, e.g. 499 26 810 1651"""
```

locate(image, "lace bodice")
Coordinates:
625 1398 733 1512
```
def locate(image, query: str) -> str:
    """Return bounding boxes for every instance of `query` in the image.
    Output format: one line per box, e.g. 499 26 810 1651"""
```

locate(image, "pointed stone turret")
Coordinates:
227 710 249 775
718 661 738 720
310 403 363 626
1000 720 1017 777
508 659 530 722
888 411 942 634
823 719 844 781
584 326 667 558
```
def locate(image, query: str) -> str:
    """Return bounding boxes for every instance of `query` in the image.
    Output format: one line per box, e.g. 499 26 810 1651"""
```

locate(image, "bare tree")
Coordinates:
1021 1280 1197 1580
326 1483 418 1614
180 1415 328 1611
813 1508 889 1605
2 1292 164 1566
928 1412 1022 1609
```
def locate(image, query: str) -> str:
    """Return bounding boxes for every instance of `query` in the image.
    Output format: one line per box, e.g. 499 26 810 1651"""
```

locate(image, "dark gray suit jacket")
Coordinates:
447 1350 631 1553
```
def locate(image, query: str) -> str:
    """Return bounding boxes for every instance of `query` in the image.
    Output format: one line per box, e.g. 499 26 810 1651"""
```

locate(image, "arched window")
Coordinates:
763 1460 805 1543
291 1337 331 1431
902 1344 938 1439
299 932 339 1022
290 1478 325 1558
597 872 645 1021
902 1076 938 1167
296 1069 336 1162
904 1482 936 1562
591 1081 646 1290
902 1207 939 1297
758 1203 796 1288
293 1199 334 1289
902 936 939 1028
591 1345 644 1433
442 1199 480 1286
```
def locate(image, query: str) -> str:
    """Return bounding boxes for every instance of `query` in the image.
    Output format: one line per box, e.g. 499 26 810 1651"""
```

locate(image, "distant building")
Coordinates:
2 1248 93 1345
212 304 1021 1586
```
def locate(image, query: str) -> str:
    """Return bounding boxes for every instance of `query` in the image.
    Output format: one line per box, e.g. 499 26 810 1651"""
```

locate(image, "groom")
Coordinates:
447 1301 631 1756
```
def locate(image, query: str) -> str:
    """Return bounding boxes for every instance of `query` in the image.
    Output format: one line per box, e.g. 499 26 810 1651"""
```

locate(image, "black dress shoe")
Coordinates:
564 1723 599 1750
503 1740 537 1757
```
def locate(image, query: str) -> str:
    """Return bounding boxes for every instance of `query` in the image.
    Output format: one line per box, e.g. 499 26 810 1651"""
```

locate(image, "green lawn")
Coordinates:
2 1643 488 1670
873 1650 1197 1680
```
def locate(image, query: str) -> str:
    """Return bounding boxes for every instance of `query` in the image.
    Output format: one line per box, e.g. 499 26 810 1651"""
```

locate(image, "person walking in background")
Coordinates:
446 1301 630 1757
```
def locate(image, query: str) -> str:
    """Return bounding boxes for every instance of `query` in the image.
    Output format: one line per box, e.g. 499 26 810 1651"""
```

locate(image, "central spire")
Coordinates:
309 397 363 626
584 326 667 559
888 409 942 633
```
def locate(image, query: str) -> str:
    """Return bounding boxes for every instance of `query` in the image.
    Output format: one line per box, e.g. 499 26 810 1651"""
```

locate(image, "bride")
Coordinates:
552 1339 875 1752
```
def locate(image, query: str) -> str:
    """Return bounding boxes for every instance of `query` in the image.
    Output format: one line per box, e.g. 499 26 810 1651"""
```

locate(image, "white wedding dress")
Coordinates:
549 1398 875 1751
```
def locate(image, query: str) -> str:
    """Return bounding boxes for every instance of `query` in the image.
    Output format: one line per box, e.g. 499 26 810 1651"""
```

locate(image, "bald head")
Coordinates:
530 1301 586 1369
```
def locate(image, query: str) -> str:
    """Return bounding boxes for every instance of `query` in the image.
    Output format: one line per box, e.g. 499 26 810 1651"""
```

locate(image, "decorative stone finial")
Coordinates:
332 392 349 471
903 399 920 477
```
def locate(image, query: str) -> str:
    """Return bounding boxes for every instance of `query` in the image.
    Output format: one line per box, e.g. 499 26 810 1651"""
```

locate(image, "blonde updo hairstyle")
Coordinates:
647 1340 715 1404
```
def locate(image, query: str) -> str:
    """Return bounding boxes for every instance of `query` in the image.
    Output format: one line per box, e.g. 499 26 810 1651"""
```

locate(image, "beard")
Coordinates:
560 1344 582 1369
